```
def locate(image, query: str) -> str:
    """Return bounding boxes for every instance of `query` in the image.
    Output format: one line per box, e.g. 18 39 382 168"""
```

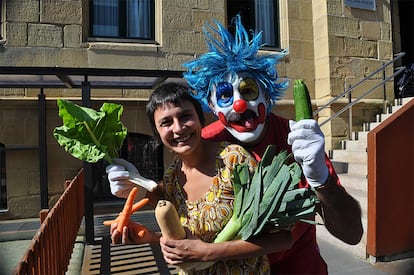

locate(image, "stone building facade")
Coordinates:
0 0 409 218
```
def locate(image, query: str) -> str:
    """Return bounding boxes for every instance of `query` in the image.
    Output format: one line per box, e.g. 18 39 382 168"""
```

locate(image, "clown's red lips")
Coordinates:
218 105 266 132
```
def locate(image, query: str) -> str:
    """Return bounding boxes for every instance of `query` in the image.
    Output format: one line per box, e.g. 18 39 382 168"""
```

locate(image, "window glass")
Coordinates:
227 0 280 49
90 0 155 41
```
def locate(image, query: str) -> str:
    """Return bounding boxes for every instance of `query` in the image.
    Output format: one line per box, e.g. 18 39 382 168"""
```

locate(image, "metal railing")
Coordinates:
314 52 406 136
13 169 84 275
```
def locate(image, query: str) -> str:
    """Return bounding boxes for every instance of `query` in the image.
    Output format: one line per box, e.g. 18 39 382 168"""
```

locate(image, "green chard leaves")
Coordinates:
53 99 127 163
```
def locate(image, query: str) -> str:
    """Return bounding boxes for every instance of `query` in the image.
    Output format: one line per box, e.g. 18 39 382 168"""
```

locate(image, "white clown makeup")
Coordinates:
209 73 270 143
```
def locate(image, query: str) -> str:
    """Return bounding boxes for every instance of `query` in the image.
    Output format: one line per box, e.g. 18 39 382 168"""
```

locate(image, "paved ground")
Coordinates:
318 239 414 275
1 217 413 275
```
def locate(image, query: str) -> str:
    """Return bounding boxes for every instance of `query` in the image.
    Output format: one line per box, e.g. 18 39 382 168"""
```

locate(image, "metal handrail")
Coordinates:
315 52 406 127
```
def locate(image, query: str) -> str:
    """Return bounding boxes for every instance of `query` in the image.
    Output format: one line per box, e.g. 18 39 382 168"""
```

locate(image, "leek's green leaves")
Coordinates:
53 99 127 163
214 145 319 243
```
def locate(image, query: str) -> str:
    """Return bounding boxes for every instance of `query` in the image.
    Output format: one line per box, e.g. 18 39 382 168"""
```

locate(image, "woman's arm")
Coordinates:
159 230 292 265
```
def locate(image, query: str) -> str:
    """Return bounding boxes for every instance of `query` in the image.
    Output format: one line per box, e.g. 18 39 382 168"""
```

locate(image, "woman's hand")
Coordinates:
110 221 159 245
159 236 211 265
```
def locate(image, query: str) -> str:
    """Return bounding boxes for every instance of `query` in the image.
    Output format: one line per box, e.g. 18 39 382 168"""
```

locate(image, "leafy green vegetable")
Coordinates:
214 145 319 243
53 99 127 163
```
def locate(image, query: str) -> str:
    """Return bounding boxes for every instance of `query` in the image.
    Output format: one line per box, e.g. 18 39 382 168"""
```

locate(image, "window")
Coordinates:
227 0 280 49
90 0 155 41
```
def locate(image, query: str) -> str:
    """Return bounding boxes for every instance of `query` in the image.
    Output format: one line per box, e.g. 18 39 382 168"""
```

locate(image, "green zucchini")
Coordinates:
293 79 313 121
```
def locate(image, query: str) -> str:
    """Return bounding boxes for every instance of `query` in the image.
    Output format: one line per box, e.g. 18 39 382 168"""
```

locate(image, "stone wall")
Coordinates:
313 0 393 147
0 0 394 218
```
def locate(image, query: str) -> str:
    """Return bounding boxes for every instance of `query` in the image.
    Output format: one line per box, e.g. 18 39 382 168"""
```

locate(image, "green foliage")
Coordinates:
53 99 127 163
214 145 319 243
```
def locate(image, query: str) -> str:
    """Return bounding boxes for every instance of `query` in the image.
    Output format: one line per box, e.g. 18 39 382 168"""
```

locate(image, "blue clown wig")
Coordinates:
183 14 289 112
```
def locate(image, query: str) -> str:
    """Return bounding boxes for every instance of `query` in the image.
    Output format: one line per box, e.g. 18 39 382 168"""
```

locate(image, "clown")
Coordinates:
183 15 363 274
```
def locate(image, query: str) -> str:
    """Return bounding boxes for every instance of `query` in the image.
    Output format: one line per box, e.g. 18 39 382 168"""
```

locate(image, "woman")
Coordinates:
108 83 292 274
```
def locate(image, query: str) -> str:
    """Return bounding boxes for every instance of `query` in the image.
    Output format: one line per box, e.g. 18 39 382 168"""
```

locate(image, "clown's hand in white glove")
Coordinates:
288 119 329 188
106 158 158 199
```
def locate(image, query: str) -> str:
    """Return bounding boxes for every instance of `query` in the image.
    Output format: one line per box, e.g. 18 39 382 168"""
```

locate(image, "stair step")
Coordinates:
331 161 367 175
339 140 367 151
352 131 369 141
386 103 404 114
337 174 368 192
331 161 348 174
376 112 393 122
330 150 367 163
363 121 385 131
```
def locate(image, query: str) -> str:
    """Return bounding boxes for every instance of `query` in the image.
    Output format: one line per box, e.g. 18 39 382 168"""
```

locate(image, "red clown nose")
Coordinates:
233 99 247 113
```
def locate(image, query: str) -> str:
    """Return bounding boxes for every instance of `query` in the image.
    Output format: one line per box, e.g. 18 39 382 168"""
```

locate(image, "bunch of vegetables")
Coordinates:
214 146 318 243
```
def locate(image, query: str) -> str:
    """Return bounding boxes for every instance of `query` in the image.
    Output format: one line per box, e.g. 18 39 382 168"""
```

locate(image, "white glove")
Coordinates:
288 119 329 188
106 158 157 199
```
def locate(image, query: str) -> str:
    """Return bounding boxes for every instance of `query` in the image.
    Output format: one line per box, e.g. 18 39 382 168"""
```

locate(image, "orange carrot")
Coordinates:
137 229 147 238
103 197 150 227
130 222 148 238
103 219 116 226
132 197 150 212
117 187 138 232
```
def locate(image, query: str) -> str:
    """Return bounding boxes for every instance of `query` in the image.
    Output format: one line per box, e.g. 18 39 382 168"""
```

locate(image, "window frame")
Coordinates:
88 0 157 44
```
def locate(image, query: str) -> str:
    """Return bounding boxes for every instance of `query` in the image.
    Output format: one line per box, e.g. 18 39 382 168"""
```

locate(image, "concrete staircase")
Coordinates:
316 97 413 260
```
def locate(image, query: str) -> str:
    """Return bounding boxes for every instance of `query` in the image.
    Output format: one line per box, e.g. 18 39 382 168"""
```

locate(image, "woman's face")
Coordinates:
154 100 202 156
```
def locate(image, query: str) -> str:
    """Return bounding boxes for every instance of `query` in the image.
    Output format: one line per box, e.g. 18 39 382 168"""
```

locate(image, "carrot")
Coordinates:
103 219 115 226
103 197 150 227
129 222 148 238
117 187 139 232
132 197 150 212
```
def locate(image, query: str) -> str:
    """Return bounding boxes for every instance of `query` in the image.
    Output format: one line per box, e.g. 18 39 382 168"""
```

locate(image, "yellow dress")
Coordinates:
163 142 270 275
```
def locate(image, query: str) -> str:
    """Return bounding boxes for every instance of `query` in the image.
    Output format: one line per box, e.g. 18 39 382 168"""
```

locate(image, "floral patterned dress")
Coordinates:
163 142 271 275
